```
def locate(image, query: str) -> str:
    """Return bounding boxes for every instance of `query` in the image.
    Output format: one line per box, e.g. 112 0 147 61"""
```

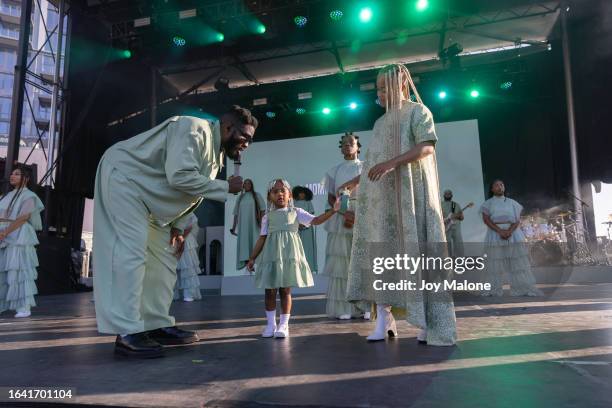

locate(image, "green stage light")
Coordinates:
121 49 132 58
173 36 186 46
416 0 429 11
216 33 225 42
470 89 480 98
294 16 308 27
359 7 373 23
438 91 447 99
349 102 358 110
322 107 331 115
256 24 266 34
330 10 344 21
500 81 512 90
266 111 276 118
296 108 306 115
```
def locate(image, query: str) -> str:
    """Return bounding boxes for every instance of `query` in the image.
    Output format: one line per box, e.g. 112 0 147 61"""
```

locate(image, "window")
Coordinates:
0 72 12 90
0 48 16 70
0 121 8 134
0 22 19 40
42 54 54 74
0 1 20 17
38 104 51 120
0 97 10 120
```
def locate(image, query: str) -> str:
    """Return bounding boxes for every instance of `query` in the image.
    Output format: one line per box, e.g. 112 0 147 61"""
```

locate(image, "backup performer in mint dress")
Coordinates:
174 213 202 302
480 179 542 297
247 179 339 338
292 186 318 273
230 179 265 270
322 132 371 320
0 166 44 318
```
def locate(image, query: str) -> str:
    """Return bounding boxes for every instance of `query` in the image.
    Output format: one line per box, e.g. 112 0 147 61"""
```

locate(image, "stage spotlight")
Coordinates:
214 77 230 91
266 111 276 118
296 108 306 115
121 49 132 59
416 0 429 11
330 10 344 21
470 89 480 98
216 33 225 42
438 91 447 99
359 7 373 23
173 36 186 46
500 81 512 90
294 16 308 27
256 24 266 34
322 107 331 115
349 102 358 110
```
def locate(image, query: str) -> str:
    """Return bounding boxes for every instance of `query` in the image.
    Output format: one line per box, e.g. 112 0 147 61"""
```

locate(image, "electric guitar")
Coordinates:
444 202 474 232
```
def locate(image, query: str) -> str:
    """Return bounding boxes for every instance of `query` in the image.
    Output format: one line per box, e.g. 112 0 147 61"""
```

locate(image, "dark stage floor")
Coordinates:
1 280 612 408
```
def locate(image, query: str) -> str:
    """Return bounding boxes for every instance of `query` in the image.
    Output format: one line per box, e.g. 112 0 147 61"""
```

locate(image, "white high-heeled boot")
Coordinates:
366 305 397 341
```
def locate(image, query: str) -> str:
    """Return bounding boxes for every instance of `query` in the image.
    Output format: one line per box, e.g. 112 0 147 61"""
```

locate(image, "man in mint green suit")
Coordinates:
93 106 257 358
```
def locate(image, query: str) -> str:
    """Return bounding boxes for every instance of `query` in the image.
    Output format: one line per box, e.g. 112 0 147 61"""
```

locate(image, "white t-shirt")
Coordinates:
259 207 315 235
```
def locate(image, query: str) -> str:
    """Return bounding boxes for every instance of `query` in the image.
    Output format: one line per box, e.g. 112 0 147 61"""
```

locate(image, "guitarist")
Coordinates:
441 189 465 257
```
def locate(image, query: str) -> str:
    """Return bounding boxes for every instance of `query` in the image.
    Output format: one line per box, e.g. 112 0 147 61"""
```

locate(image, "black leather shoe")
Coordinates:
114 333 164 358
147 326 199 345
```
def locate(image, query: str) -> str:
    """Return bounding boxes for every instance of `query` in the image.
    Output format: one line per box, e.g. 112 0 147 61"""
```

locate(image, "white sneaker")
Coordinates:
338 314 351 320
15 311 31 318
417 328 427 344
183 297 194 302
274 324 289 338
367 305 397 341
363 312 371 320
262 324 277 338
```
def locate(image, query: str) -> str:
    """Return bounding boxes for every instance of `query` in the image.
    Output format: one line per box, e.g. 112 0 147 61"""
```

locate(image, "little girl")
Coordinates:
247 179 339 338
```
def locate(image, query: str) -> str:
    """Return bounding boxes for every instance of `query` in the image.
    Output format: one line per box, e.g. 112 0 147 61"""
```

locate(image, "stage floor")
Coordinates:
1 281 612 407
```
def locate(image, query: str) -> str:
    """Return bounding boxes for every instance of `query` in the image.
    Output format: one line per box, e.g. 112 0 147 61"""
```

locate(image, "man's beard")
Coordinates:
444 196 452 201
223 141 241 160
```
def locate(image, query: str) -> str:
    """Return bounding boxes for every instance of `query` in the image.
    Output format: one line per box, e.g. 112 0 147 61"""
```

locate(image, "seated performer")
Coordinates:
93 105 257 358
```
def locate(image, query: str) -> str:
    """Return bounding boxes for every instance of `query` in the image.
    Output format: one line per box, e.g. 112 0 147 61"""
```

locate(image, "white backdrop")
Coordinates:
223 119 486 276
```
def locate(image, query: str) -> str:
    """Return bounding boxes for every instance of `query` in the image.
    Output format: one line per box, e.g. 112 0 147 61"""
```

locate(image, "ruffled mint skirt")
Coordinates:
174 246 202 300
256 231 314 289
324 232 369 317
0 245 39 312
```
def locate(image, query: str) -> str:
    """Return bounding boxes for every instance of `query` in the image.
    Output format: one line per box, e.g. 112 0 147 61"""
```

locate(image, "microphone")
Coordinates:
233 152 241 177
231 152 241 195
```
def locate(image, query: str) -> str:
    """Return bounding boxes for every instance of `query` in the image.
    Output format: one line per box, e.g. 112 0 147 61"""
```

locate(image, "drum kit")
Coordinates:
521 208 603 266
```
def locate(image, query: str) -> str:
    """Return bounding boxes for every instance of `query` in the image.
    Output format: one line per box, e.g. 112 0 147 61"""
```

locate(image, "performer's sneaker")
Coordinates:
114 333 163 358
261 324 277 338
147 326 199 345
274 325 289 338
14 311 31 318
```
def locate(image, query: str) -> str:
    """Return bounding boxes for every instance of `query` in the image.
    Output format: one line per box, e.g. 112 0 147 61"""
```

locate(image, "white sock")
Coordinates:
265 310 277 327
279 313 290 327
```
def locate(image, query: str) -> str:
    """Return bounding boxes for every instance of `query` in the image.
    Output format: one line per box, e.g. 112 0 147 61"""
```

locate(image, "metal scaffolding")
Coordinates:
3 0 71 231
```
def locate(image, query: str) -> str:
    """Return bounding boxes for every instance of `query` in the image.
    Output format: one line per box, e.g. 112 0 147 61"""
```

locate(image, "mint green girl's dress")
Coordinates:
255 208 314 289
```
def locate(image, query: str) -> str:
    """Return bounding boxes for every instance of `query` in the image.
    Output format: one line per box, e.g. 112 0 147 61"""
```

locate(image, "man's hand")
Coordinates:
368 160 396 181
170 228 185 258
228 176 244 194
246 259 255 273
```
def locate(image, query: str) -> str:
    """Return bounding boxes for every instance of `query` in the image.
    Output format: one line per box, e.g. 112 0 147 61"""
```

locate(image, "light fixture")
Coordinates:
173 36 186 46
438 91 447 99
294 16 308 27
359 7 373 23
214 77 230 91
296 108 306 115
322 107 331 115
349 102 358 110
416 0 429 11
330 10 343 21
266 111 276 118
